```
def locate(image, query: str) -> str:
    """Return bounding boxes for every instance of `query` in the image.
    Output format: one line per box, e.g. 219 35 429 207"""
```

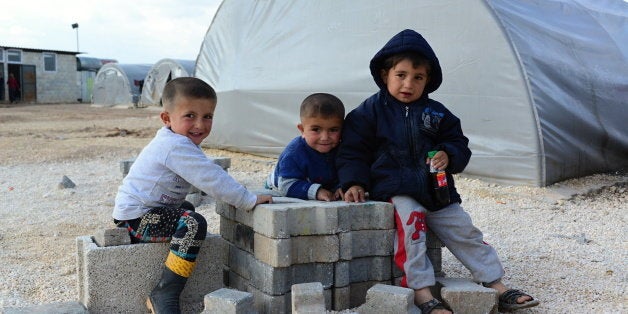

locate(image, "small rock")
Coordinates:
58 175 76 189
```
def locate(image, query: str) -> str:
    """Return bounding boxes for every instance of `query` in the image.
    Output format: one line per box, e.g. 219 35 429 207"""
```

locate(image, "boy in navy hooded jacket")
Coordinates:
337 29 538 313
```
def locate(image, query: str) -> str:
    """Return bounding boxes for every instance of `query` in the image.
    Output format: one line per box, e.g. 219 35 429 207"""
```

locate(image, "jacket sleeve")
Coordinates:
336 104 377 191
275 154 319 200
434 108 471 174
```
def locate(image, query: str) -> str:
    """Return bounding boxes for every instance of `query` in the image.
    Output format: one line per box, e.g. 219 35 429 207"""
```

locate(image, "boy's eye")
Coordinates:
204 114 213 120
185 114 195 118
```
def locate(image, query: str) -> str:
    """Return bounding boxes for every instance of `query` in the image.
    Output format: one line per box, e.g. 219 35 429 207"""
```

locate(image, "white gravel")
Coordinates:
0 104 626 313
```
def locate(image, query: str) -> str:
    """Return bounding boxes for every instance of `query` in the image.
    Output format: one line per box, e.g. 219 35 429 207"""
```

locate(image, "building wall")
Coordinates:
22 51 79 103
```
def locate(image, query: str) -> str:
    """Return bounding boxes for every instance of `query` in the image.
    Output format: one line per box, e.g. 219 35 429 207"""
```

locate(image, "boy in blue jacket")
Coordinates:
266 93 344 201
337 29 538 313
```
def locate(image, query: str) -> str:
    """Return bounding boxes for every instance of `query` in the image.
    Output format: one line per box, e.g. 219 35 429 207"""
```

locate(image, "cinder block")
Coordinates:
93 228 131 247
76 233 227 313
357 284 420 314
339 229 395 260
254 233 339 267
291 282 325 314
228 244 334 295
436 277 498 314
3 302 88 314
337 201 395 231
202 288 256 314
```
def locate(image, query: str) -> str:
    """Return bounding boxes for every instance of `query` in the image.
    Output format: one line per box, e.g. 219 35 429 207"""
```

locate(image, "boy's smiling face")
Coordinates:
298 115 343 154
160 95 217 145
381 59 429 104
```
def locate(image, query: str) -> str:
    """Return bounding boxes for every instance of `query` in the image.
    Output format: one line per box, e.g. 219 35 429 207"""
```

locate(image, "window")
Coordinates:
44 52 57 72
7 50 21 63
0 49 4 62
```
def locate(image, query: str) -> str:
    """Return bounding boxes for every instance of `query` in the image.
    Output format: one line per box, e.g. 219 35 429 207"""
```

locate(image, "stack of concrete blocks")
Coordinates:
120 156 232 207
217 197 401 313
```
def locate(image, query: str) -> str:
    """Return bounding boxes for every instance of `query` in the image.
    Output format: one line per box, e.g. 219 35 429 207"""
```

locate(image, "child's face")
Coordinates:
297 115 343 154
381 59 429 103
160 96 217 145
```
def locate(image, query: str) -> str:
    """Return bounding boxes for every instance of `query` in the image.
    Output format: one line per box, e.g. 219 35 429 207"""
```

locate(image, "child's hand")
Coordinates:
255 194 273 206
344 185 367 203
426 150 449 170
334 188 344 201
316 188 336 201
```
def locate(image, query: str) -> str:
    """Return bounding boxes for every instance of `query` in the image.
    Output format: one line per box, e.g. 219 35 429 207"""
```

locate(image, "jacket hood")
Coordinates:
370 29 443 95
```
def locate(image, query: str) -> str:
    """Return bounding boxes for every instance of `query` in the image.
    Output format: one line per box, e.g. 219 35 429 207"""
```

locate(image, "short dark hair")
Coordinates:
381 51 432 76
161 77 217 110
300 93 345 120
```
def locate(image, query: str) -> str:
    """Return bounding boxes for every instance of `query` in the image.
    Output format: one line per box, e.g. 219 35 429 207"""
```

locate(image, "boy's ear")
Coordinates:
297 123 305 134
380 69 388 84
160 111 171 126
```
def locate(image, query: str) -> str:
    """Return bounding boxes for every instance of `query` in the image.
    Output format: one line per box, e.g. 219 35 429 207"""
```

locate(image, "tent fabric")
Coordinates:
93 63 152 106
138 59 195 107
195 0 628 187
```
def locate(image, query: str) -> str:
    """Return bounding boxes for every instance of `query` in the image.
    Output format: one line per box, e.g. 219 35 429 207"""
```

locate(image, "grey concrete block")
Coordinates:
337 201 394 231
3 302 88 314
339 229 395 260
334 256 392 287
248 284 292 314
291 282 325 314
332 280 391 310
221 216 255 253
357 284 420 314
436 277 498 314
254 233 339 267
93 228 131 247
252 232 291 267
228 244 334 295
76 233 227 313
202 288 256 314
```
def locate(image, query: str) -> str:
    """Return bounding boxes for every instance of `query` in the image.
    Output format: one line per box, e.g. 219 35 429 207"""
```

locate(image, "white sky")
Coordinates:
0 0 222 64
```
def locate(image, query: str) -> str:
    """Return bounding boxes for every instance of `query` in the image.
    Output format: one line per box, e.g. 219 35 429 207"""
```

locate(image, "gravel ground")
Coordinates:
0 103 626 313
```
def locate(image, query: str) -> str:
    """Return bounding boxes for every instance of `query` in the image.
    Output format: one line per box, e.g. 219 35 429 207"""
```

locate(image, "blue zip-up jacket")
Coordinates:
267 136 339 200
337 29 471 211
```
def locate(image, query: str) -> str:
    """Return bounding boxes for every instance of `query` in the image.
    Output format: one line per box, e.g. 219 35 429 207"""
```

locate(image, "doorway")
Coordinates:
8 64 36 103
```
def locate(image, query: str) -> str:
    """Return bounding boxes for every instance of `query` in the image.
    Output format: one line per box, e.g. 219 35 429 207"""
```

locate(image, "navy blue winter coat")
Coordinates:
336 29 471 211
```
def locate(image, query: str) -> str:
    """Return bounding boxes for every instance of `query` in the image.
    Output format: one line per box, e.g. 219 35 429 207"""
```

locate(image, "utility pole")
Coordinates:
71 23 79 52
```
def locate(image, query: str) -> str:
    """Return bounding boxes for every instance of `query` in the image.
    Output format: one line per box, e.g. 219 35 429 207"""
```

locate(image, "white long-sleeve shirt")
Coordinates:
113 127 256 220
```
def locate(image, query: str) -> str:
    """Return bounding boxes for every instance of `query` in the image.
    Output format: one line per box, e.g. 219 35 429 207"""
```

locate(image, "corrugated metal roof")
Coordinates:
0 45 81 55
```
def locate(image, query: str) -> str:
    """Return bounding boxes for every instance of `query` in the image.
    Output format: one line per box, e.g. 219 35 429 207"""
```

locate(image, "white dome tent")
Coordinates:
195 0 628 187
138 59 196 107
92 63 152 107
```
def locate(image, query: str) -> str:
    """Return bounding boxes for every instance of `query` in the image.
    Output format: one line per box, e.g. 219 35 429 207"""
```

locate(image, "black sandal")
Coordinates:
498 289 540 312
418 298 452 313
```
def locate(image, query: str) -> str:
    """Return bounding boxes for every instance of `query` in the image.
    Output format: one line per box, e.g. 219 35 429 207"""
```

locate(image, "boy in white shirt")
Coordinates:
113 77 272 314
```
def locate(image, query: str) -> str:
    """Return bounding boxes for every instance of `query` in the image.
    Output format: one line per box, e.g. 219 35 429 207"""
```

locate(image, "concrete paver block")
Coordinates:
339 229 395 260
337 201 395 231
357 284 420 314
93 228 130 247
254 232 339 267
291 282 325 314
437 277 498 314
202 288 256 314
